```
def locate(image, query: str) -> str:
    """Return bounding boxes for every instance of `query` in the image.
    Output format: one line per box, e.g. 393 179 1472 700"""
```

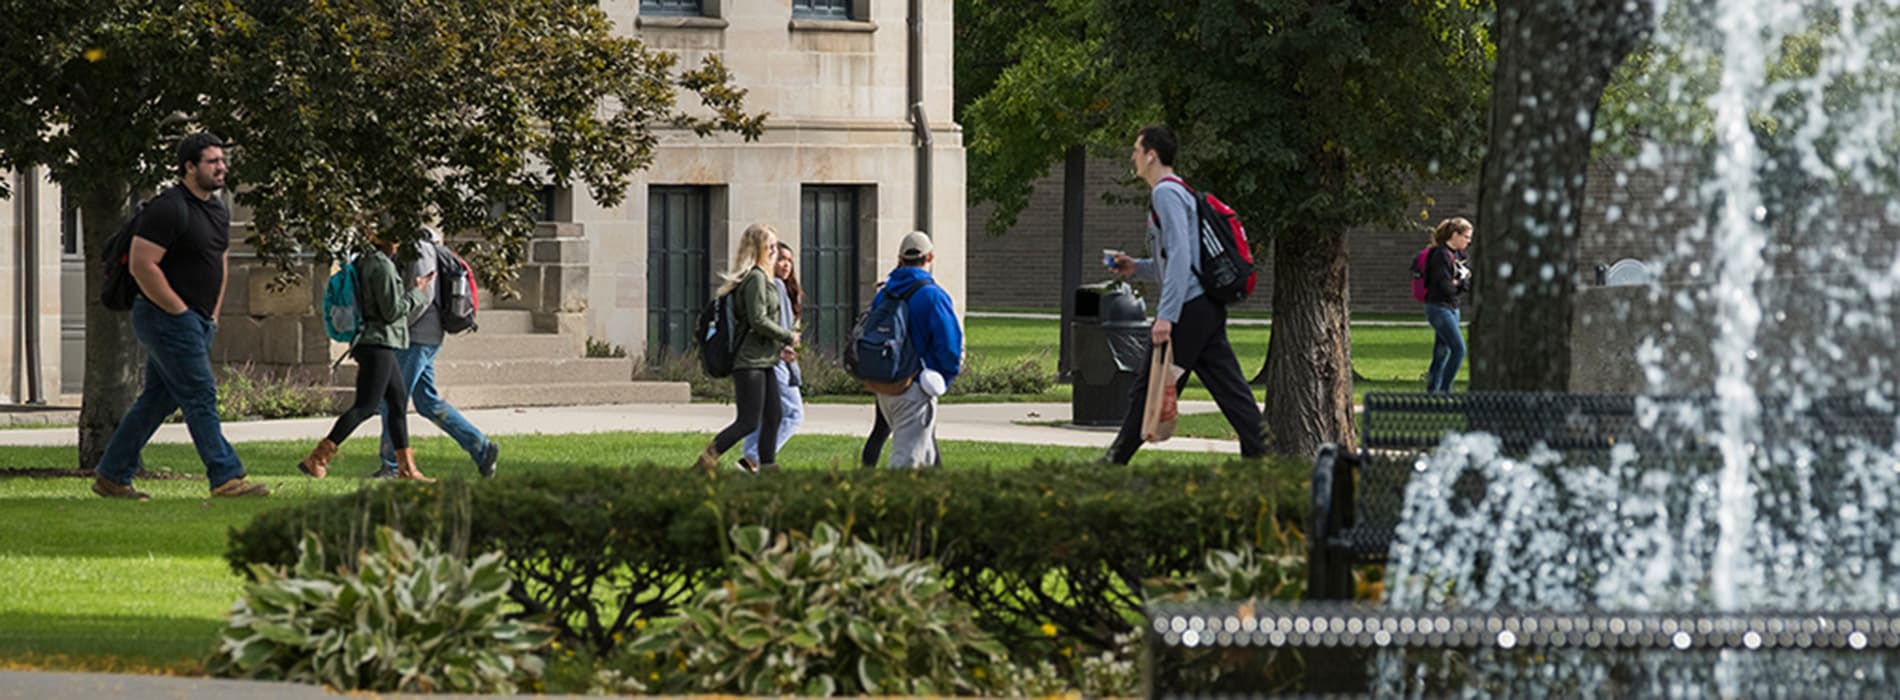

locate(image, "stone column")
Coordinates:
497 222 589 335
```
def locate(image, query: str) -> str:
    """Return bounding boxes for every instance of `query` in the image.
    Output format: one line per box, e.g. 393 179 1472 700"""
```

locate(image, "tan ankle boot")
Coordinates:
394 448 434 483
692 442 720 473
298 439 339 479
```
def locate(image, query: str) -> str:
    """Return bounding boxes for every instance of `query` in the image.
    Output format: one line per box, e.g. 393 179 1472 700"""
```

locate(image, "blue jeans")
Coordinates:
97 297 245 488
378 343 490 470
742 362 804 462
1425 303 1466 393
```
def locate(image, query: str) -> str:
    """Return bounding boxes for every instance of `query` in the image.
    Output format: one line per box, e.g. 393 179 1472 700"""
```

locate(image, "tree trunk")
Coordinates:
77 184 141 472
1469 0 1651 391
1261 225 1357 457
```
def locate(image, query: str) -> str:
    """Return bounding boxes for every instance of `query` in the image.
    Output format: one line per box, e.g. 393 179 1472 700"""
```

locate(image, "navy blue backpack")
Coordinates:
846 279 933 394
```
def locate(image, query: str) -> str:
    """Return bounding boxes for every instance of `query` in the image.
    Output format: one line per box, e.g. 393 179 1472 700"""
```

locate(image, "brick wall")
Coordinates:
965 153 1711 314
965 159 1483 314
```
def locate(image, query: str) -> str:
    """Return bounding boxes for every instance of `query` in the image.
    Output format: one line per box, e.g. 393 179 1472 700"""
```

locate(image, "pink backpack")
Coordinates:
1409 247 1432 302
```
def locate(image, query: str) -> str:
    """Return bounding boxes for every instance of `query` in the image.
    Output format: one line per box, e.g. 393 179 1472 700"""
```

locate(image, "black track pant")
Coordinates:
1108 296 1267 463
713 368 783 464
327 344 410 448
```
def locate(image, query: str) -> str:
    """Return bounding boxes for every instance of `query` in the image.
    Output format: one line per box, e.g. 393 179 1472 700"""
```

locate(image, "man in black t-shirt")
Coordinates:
92 133 270 500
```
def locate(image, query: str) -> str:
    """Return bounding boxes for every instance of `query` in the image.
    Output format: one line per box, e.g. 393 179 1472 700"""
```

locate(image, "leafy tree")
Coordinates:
964 0 1492 456
0 0 763 470
957 0 1116 236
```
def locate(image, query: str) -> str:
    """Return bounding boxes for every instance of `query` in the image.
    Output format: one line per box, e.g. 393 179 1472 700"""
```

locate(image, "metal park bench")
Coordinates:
1305 392 1898 601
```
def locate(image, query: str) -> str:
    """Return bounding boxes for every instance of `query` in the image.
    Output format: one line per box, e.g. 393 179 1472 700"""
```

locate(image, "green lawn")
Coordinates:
957 316 1462 403
968 315 1463 439
0 431 1230 673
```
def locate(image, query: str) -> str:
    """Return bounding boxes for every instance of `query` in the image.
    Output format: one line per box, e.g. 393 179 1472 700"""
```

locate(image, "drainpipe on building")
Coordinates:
19 166 46 404
907 0 932 234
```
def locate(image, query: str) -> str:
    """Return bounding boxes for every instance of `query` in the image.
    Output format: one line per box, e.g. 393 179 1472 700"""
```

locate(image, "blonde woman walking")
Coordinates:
694 224 799 474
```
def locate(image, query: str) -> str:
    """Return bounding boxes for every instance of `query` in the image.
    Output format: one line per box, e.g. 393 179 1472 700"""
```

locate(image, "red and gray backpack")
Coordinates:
431 241 480 334
1158 176 1256 304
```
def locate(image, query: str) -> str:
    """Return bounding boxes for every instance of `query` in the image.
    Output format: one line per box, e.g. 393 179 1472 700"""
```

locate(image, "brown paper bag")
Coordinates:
1141 343 1184 442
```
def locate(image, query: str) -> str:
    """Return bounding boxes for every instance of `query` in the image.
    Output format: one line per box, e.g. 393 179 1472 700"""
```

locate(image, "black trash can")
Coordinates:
1071 281 1151 426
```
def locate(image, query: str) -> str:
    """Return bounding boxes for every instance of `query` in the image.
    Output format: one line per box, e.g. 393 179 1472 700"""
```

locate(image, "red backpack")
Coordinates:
1409 247 1432 302
1158 176 1257 304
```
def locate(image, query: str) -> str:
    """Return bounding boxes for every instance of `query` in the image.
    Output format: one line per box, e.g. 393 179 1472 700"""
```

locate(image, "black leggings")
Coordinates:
713 368 782 463
327 344 409 448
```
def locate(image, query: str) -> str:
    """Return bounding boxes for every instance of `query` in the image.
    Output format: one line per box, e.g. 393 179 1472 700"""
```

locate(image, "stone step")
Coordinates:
433 333 584 361
336 357 632 387
434 382 690 409
471 309 535 334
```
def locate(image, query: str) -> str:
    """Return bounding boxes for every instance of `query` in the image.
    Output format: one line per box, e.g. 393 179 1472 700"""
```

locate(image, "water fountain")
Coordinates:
1149 0 1900 694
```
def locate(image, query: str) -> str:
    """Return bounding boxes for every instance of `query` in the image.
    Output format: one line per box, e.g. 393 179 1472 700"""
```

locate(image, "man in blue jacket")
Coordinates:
871 231 963 468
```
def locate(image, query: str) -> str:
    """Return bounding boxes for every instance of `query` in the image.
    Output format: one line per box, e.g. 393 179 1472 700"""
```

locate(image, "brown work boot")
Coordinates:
692 441 721 474
297 439 340 479
211 477 270 498
92 476 150 501
394 448 434 483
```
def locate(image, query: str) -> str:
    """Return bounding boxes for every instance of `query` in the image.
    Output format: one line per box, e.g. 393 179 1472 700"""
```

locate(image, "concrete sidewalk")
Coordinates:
0 400 1244 456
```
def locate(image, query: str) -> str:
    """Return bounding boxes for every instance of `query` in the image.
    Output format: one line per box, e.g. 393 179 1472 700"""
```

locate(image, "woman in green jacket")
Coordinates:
298 233 435 481
694 223 798 474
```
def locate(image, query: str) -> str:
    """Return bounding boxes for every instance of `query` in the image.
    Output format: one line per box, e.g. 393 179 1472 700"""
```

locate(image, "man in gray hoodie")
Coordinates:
374 231 500 478
1104 125 1267 464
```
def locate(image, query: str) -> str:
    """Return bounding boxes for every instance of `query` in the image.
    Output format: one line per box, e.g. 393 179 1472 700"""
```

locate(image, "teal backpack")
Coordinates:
322 256 363 343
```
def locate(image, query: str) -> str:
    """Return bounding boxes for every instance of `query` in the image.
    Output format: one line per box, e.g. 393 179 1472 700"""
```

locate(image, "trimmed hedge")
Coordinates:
227 460 1306 653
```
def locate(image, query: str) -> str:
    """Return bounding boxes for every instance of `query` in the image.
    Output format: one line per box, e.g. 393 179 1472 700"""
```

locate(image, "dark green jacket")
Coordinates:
734 267 794 370
354 249 428 350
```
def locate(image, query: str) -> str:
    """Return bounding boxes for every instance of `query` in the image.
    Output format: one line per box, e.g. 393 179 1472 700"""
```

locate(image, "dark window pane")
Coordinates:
800 186 859 357
641 0 704 17
793 0 852 19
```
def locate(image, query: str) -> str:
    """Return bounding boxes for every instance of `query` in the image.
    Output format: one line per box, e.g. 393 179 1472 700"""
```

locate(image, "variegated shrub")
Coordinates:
206 527 550 693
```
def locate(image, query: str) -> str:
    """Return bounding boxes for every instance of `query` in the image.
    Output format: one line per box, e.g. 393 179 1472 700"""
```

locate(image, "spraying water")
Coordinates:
1377 0 1900 693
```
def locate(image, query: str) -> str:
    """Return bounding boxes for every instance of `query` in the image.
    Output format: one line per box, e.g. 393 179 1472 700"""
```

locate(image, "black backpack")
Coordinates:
99 197 162 312
694 281 751 378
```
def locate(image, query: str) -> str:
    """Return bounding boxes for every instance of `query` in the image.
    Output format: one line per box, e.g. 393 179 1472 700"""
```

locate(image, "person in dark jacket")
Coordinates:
694 223 799 474
1422 217 1473 393
297 231 435 480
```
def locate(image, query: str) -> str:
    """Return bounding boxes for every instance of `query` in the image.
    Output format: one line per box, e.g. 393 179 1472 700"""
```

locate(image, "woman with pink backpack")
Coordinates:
1415 217 1473 393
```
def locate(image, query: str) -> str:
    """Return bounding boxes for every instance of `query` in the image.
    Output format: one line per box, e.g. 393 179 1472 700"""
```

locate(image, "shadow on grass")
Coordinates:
0 612 218 673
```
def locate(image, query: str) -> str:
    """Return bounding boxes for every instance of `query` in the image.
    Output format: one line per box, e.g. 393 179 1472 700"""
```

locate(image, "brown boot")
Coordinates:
692 441 721 474
297 439 339 479
211 477 271 498
394 448 434 483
